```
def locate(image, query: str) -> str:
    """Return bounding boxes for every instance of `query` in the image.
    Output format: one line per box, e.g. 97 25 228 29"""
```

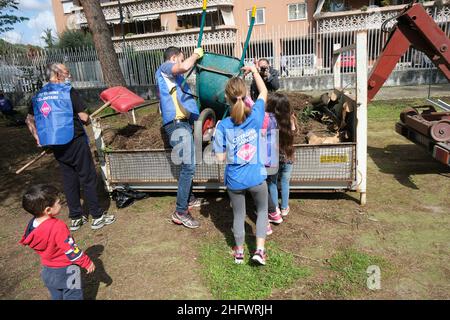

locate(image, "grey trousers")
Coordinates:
227 182 269 246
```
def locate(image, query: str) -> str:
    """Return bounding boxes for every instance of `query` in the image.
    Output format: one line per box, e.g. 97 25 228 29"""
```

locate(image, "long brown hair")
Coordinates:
266 93 295 160
225 77 251 125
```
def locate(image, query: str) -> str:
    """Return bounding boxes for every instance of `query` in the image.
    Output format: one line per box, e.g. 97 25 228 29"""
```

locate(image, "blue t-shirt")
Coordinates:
213 98 267 191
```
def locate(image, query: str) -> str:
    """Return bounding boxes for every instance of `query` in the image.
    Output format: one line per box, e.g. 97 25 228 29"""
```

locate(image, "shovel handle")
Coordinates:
16 150 49 175
197 0 208 48
240 5 257 69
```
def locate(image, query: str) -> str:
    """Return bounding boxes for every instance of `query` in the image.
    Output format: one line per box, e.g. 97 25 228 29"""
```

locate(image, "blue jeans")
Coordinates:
41 265 83 300
267 162 293 210
164 121 196 213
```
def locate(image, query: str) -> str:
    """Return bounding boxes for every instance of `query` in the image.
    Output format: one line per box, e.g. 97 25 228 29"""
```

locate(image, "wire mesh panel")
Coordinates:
107 150 222 184
291 143 356 182
107 151 175 183
106 144 355 187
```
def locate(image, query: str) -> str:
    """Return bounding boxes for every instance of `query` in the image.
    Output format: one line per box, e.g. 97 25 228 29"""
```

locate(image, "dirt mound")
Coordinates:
282 91 313 112
282 92 330 145
111 125 167 150
108 110 168 150
105 92 336 149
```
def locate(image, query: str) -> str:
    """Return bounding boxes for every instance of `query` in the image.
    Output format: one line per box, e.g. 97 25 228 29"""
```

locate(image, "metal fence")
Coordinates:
1 6 448 93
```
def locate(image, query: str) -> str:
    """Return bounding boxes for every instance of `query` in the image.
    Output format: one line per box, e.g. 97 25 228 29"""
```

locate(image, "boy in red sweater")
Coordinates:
20 184 95 300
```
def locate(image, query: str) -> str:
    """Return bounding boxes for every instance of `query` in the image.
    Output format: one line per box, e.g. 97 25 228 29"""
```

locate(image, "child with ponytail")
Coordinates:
213 65 269 265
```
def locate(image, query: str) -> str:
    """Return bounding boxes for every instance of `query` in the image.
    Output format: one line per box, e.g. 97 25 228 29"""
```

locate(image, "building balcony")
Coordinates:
111 25 237 51
314 0 449 32
74 0 234 26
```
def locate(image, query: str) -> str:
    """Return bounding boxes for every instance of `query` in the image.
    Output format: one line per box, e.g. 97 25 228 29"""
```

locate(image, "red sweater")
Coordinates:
19 217 92 269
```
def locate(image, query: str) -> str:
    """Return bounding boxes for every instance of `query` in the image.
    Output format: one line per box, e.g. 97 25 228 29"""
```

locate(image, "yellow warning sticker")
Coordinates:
320 155 349 163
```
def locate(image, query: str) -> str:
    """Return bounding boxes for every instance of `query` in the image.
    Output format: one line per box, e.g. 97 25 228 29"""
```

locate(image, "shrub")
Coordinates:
58 30 94 49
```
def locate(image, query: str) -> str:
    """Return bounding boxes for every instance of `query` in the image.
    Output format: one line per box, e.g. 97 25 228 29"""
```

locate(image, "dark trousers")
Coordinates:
53 135 102 219
41 265 83 300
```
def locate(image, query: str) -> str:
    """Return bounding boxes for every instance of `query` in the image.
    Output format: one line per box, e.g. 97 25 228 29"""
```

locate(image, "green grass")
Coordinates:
368 97 450 120
199 241 311 300
317 248 392 298
368 99 424 120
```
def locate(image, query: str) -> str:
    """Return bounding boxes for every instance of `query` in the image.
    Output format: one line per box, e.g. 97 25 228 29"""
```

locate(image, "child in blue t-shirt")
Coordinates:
213 65 269 265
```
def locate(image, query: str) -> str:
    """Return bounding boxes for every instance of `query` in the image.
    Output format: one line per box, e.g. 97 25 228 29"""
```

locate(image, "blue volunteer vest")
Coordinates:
32 83 74 146
156 66 199 125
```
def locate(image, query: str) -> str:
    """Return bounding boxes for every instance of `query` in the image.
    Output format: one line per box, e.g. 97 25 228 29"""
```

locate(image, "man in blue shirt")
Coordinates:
156 46 204 229
0 90 25 125
0 90 14 115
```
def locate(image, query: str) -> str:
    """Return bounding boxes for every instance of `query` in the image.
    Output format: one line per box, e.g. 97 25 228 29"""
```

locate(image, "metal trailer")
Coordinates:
395 121 450 166
90 31 370 205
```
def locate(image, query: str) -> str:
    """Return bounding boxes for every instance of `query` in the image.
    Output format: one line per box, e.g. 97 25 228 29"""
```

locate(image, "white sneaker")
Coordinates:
251 249 267 266
70 216 88 231
91 212 116 230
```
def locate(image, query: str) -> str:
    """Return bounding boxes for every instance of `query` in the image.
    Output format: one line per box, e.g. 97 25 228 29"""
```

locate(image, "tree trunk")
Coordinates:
311 93 330 108
78 0 126 87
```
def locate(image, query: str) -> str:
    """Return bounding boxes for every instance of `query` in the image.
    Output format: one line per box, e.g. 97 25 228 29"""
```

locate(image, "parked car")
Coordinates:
340 52 356 72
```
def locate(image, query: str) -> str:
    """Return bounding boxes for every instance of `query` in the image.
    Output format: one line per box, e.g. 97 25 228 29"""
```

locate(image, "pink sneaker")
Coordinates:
251 249 267 266
232 246 244 264
268 210 283 224
281 207 290 217
267 223 273 235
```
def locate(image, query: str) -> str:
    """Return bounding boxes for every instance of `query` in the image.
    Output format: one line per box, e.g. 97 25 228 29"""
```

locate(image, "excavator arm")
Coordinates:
367 3 450 102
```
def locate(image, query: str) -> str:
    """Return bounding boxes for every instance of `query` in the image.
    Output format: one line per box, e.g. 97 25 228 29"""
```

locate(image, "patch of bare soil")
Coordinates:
0 122 211 300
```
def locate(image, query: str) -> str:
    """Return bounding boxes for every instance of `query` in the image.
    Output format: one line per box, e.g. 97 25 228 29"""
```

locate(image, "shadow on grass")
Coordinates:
368 145 449 189
289 191 361 205
82 245 113 300
199 193 261 252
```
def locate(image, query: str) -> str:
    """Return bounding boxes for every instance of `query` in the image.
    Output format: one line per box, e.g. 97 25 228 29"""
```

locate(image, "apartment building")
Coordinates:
51 1 448 75
52 1 321 50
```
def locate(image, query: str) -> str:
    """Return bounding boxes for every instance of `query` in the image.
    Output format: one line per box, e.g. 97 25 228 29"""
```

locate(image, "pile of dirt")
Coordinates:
105 92 338 150
283 92 313 112
281 92 331 145
108 111 168 150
